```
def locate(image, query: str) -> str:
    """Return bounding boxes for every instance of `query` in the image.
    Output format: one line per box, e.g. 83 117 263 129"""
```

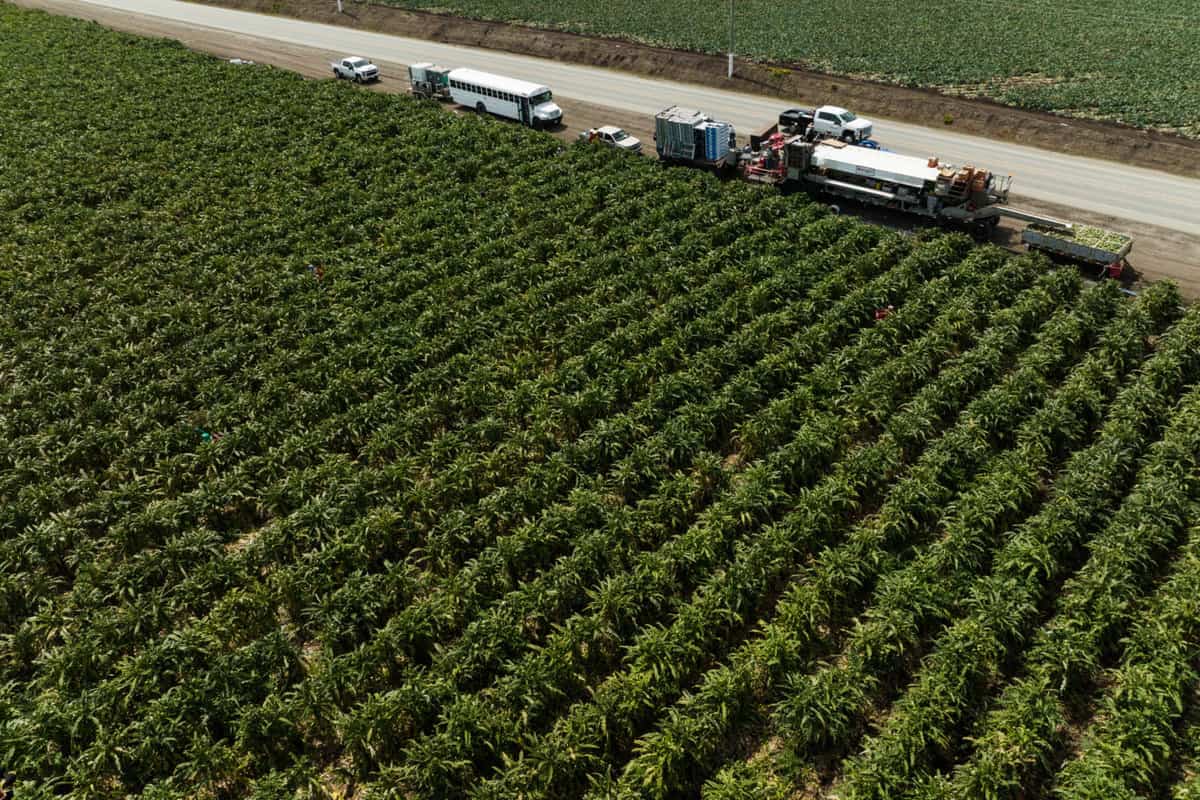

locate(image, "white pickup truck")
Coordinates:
579 126 642 154
778 105 874 142
331 56 380 83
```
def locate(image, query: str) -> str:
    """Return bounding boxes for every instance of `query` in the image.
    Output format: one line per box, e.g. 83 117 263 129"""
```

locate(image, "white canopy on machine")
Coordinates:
811 142 940 189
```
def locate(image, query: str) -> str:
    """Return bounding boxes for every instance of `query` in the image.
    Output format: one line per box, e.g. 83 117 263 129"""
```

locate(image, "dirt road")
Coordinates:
14 0 1200 296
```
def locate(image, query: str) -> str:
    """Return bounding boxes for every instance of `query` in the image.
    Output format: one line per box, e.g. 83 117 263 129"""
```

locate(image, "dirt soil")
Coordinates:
180 0 1200 181
15 0 1200 297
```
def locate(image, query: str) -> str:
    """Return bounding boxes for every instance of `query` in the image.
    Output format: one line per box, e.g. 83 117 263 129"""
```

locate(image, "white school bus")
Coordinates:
447 68 563 129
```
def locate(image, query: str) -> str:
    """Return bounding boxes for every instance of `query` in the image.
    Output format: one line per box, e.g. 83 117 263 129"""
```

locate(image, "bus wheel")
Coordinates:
475 102 486 114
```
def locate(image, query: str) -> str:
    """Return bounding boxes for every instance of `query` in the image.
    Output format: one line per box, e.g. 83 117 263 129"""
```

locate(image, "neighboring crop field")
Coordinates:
381 0 1200 137
7 6 1200 800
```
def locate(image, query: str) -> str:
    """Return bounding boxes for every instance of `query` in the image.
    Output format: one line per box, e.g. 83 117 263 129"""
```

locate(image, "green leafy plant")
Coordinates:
4 8 1200 800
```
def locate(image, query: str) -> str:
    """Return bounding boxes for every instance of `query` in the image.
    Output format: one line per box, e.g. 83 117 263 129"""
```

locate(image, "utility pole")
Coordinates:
727 0 734 78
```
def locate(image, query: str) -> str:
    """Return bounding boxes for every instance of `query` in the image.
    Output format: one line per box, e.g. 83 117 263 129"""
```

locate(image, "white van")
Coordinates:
447 68 563 129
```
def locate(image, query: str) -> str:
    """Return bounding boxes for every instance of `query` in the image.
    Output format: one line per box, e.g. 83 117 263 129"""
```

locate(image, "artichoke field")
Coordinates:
3 7 1200 800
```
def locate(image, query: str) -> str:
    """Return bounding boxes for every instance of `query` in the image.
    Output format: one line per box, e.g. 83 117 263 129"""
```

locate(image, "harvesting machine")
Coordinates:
739 130 1088 240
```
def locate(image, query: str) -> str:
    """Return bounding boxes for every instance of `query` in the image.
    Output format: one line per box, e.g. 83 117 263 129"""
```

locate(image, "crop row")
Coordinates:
912 323 1200 796
365 244 1039 796
1053 516 1200 797
6 209 852 789
603 277 1149 799
7 8 1200 799
677 280 1162 800
457 269 1105 800
830 296 1200 800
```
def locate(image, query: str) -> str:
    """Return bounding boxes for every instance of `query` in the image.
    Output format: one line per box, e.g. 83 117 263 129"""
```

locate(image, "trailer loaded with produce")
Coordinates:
1022 223 1133 277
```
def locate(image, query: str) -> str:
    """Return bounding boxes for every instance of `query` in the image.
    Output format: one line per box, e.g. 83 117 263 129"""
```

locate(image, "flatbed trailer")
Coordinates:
1022 224 1133 277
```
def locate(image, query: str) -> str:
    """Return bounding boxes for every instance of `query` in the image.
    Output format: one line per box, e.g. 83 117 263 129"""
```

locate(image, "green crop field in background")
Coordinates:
6 6 1200 800
385 0 1200 136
